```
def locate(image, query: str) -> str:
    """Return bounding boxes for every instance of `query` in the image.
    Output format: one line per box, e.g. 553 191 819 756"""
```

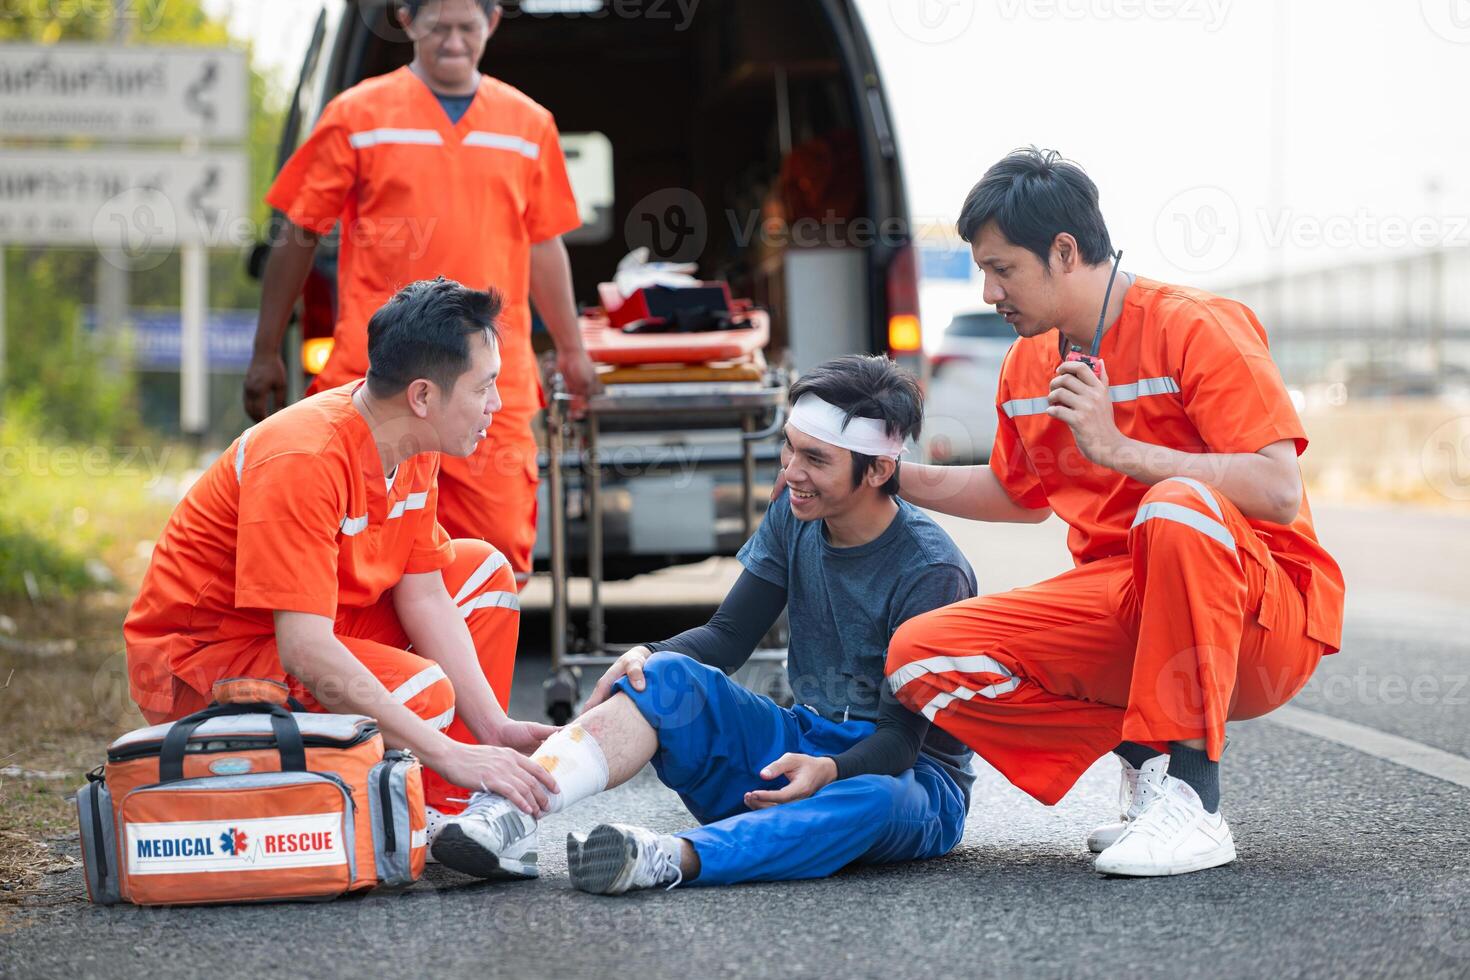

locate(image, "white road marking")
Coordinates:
1268 705 1470 791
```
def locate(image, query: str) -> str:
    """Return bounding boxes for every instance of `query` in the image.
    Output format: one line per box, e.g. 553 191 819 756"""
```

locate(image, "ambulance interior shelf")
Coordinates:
540 369 790 725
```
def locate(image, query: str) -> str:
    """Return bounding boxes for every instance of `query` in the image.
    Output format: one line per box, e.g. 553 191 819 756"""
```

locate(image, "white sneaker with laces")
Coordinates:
567 824 684 895
1087 754 1169 853
1093 774 1236 877
430 793 540 879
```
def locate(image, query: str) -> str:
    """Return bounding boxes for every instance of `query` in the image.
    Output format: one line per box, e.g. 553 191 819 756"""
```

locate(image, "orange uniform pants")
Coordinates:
140 539 521 813
435 404 541 586
886 478 1326 806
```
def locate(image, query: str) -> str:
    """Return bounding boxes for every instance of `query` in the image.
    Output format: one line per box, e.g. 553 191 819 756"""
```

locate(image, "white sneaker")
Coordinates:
1093 775 1236 877
1087 754 1169 853
423 806 449 864
567 824 683 895
430 793 540 880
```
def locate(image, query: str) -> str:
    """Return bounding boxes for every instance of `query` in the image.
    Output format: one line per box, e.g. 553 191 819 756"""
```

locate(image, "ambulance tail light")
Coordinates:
302 337 334 377
886 244 927 381
888 315 922 353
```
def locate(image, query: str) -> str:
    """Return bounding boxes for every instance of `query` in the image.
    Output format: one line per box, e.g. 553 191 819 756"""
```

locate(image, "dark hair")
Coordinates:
787 355 922 496
400 0 499 22
365 277 502 398
957 146 1113 270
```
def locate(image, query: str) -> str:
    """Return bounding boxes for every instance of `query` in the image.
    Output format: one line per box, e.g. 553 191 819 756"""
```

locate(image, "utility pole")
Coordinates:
97 0 132 375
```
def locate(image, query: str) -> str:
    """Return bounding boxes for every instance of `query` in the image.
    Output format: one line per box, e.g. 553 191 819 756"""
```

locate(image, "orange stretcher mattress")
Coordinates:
596 351 767 384
580 308 769 366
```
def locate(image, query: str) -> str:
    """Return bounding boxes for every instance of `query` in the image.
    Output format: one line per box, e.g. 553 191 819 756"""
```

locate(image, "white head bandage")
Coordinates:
787 394 908 459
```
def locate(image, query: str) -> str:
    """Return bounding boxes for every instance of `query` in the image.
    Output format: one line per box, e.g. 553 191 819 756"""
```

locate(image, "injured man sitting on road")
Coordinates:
433 355 1000 892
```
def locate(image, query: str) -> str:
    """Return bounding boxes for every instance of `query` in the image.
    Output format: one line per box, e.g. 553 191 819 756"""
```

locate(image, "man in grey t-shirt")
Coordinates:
432 356 978 891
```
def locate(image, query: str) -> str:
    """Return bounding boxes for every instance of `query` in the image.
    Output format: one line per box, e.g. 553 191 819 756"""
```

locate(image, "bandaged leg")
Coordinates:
430 694 658 878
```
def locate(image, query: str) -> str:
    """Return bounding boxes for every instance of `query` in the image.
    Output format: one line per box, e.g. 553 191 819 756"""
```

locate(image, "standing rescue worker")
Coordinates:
885 148 1345 877
245 0 597 585
129 279 559 835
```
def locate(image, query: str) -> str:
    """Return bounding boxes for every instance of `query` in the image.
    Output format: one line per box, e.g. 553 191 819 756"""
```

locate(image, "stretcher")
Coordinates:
578 306 770 366
540 364 791 724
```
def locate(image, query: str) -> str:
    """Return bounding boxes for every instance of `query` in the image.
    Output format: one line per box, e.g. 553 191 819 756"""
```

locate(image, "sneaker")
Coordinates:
567 824 684 895
430 793 540 880
423 805 449 864
1093 775 1236 877
1086 754 1168 853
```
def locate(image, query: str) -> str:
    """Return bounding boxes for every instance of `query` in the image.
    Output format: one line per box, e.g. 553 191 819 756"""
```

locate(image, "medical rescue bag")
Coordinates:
76 678 427 906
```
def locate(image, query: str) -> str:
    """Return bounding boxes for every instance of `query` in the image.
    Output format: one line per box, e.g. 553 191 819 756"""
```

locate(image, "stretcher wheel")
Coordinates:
543 668 581 725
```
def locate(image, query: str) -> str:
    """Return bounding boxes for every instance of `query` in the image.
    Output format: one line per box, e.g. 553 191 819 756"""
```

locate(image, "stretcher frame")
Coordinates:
541 370 791 723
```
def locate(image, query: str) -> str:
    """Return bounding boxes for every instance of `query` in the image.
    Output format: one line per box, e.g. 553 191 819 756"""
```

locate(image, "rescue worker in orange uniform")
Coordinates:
245 0 597 585
129 279 560 852
885 149 1345 877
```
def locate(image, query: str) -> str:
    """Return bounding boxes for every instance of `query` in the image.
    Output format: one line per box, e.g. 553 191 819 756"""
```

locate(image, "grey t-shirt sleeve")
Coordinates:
735 488 792 588
644 569 787 675
831 562 976 781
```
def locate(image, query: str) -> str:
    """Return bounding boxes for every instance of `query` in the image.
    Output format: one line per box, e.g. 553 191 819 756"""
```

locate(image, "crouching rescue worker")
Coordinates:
885 148 1345 877
125 277 559 845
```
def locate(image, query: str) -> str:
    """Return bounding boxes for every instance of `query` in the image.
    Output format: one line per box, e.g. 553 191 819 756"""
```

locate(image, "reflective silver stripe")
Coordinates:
1109 376 1181 403
390 664 447 705
451 550 510 605
1131 501 1237 553
920 677 1023 721
234 427 252 481
340 514 369 536
1003 376 1180 419
348 128 443 148
887 653 1015 695
1001 396 1051 419
462 131 540 159
459 591 520 618
423 706 455 731
387 491 430 520
1164 476 1223 521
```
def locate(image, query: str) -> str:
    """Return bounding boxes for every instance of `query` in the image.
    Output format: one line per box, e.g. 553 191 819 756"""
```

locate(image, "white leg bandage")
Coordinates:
532 724 610 814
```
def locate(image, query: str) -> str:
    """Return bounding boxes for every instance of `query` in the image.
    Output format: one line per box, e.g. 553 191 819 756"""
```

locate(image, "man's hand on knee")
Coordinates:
584 645 652 709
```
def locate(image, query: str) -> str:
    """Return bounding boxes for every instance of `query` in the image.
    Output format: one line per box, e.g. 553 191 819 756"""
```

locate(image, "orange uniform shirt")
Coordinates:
989 277 1345 651
265 66 581 412
124 383 454 715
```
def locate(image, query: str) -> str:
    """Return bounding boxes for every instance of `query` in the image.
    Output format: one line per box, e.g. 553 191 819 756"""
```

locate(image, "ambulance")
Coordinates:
254 0 924 581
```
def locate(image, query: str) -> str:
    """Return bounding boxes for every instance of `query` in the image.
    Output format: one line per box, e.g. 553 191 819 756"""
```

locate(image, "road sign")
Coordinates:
0 44 247 142
82 308 257 371
0 149 248 249
919 244 977 282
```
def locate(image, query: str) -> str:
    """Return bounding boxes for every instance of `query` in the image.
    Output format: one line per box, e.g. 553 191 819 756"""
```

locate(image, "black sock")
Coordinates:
1113 741 1163 770
1166 743 1220 813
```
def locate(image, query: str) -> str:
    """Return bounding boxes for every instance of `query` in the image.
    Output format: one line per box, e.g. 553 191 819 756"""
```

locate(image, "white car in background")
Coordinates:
921 310 1017 465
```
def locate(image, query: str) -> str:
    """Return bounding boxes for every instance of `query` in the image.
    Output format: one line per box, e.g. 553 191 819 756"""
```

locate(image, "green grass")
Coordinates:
0 414 185 603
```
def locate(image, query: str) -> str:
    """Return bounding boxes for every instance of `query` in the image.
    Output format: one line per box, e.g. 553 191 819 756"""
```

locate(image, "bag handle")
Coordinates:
158 702 306 783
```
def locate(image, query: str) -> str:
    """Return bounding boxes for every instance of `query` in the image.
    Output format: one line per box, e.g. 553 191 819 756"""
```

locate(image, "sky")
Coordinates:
214 0 1470 335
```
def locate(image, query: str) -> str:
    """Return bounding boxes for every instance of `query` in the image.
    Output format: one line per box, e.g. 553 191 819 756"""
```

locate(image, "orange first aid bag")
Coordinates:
76 680 426 906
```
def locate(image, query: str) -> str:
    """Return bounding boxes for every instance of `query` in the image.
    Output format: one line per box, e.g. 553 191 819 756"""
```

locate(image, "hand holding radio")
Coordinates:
1048 358 1126 468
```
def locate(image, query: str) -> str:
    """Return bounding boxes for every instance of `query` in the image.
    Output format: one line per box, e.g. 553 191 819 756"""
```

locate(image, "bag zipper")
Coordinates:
107 725 378 763
86 766 108 889
378 759 399 853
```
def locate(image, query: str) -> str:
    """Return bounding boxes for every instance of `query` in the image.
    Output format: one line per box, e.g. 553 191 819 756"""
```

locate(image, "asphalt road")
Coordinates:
4 503 1469 979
